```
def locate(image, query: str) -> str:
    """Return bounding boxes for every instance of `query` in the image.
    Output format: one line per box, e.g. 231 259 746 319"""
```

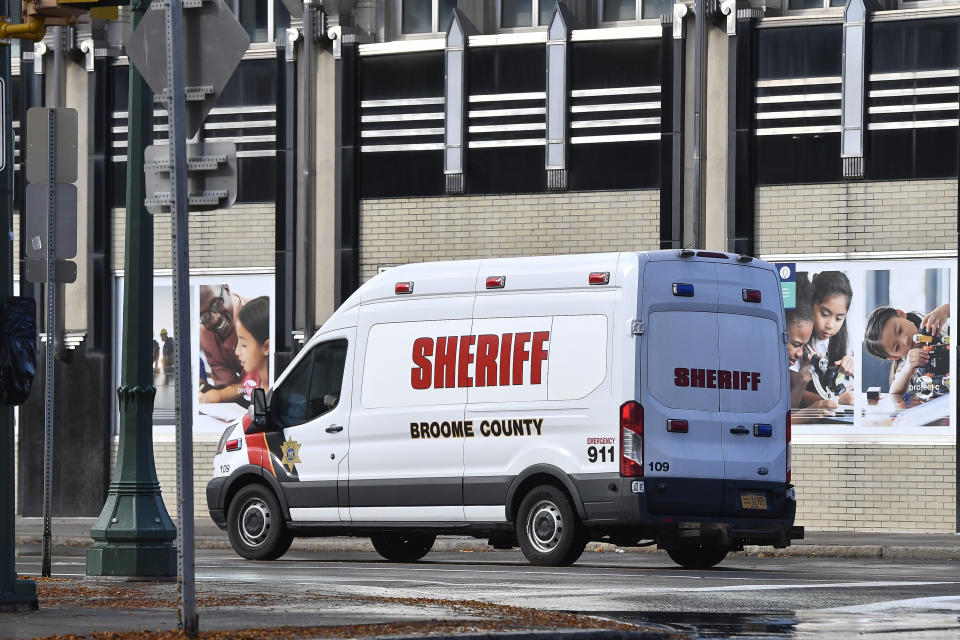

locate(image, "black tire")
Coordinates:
665 545 729 569
226 484 293 561
370 533 436 562
515 484 586 567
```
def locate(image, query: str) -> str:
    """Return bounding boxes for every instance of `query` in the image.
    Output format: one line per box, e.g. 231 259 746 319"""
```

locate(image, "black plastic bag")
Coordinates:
0 296 37 406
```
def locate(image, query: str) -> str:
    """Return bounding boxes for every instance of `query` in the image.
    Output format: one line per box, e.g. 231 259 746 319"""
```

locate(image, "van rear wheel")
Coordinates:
516 485 586 567
665 545 728 569
226 484 293 561
371 533 436 562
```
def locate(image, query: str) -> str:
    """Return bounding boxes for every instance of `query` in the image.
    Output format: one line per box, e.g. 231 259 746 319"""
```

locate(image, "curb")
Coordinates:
324 631 679 640
15 536 960 561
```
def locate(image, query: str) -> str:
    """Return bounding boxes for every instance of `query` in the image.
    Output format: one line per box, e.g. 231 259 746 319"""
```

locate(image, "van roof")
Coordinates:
316 250 773 336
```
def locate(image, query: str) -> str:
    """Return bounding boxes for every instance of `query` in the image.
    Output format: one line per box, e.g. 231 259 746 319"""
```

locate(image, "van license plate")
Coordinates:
740 493 767 510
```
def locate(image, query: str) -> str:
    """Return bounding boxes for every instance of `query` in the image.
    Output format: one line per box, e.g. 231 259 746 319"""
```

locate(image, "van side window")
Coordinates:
271 350 314 428
271 339 348 428
308 339 349 418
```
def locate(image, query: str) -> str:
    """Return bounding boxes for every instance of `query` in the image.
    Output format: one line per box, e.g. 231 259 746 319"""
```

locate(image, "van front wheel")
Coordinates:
371 533 436 562
665 545 728 569
516 485 586 567
226 484 293 561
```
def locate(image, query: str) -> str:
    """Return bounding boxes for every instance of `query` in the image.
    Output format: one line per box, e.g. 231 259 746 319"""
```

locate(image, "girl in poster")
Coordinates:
864 303 950 397
794 271 855 407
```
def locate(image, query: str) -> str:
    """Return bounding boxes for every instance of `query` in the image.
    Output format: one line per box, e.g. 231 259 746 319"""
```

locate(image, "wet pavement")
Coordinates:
5 542 960 639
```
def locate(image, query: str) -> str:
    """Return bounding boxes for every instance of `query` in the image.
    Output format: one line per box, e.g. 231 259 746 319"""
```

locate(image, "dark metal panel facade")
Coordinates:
866 18 960 181
358 51 445 198
754 25 843 185
466 45 546 195
567 39 662 192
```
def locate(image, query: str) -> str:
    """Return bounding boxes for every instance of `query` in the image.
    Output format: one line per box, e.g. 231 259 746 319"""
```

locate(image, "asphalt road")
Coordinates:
13 546 960 639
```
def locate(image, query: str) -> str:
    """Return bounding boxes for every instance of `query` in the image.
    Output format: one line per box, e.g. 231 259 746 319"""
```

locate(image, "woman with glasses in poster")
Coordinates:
199 284 249 403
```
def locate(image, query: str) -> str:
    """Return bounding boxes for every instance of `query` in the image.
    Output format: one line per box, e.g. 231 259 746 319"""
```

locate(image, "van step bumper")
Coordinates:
660 521 803 549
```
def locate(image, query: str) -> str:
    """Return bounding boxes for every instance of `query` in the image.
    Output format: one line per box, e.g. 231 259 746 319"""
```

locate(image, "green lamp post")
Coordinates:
86 0 177 577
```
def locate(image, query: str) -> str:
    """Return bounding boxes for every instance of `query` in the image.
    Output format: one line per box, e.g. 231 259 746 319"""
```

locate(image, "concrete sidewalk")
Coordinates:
13 517 960 561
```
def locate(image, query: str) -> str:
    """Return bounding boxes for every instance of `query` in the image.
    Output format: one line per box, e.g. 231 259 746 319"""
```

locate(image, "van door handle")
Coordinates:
729 426 749 435
326 425 343 434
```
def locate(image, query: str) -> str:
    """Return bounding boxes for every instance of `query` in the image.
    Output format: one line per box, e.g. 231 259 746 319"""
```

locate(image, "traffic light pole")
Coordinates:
0 0 38 610
86 0 177 579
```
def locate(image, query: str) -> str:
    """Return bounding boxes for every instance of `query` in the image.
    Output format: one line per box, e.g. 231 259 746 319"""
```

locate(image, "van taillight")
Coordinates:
620 401 644 477
786 410 792 484
696 251 728 259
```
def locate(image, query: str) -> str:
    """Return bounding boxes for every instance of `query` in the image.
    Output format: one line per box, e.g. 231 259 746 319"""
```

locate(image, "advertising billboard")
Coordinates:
115 273 275 435
782 258 955 436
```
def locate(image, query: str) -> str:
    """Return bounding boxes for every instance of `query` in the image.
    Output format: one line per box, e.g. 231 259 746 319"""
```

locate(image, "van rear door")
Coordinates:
716 263 788 517
641 258 723 516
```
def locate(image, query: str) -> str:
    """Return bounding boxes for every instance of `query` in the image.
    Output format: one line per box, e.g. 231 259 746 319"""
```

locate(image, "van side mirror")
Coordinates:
248 387 268 431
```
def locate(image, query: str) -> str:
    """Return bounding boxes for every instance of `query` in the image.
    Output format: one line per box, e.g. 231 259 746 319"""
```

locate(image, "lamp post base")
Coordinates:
0 580 38 612
86 484 177 577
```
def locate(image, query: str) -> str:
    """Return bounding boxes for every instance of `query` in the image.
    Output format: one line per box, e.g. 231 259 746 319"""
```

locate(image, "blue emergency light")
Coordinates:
672 283 694 297
753 424 773 437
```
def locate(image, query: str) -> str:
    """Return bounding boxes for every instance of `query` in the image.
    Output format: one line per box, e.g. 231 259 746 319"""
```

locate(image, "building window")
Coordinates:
231 0 274 43
599 0 674 21
786 0 844 9
602 0 636 20
500 0 558 28
401 0 459 34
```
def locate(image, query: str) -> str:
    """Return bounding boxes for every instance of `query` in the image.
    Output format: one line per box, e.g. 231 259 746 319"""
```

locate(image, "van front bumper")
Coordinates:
206 476 228 529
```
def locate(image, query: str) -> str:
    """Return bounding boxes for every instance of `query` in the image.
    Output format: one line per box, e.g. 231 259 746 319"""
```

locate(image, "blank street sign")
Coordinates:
26 107 78 185
24 183 78 261
126 0 250 139
24 259 77 284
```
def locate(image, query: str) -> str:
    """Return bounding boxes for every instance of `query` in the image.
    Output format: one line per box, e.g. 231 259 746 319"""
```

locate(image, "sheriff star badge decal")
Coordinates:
281 438 302 473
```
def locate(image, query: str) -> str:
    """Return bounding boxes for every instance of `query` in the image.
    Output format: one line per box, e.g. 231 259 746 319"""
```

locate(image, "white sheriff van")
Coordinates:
207 250 802 568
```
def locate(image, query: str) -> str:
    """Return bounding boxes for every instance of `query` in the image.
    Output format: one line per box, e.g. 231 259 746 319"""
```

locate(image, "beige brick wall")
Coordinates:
12 435 217 522
359 190 660 282
793 443 956 532
111 437 221 519
755 180 957 255
142 441 958 533
110 204 276 273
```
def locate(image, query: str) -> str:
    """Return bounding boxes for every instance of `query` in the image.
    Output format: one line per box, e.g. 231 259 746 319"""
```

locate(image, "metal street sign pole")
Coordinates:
40 106 57 580
163 0 197 634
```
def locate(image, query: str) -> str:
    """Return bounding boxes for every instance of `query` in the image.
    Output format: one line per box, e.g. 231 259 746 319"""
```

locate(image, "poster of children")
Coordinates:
114 274 275 435
783 259 954 434
194 276 274 433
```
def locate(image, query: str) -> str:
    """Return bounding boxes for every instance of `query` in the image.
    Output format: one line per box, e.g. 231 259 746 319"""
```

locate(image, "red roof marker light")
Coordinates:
486 276 506 289
395 281 414 295
742 288 762 303
589 272 610 285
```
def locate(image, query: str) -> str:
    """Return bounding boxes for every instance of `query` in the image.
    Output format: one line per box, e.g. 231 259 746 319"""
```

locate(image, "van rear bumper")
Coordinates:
575 474 801 548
